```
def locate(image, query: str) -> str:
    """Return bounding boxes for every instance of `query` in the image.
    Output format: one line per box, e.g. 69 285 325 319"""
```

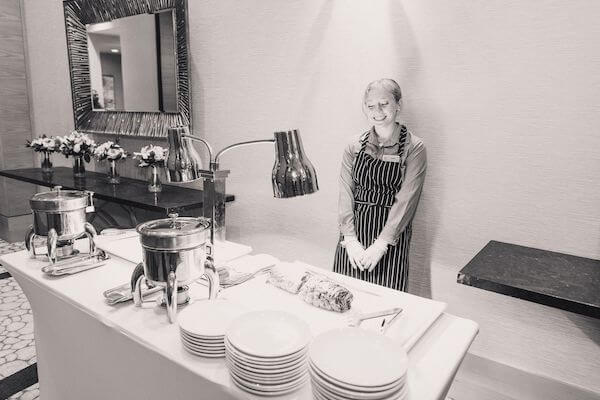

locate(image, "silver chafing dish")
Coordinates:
131 213 220 323
25 186 97 263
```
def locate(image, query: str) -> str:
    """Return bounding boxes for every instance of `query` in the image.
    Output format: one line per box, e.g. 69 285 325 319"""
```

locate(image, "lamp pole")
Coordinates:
165 126 318 249
173 133 276 243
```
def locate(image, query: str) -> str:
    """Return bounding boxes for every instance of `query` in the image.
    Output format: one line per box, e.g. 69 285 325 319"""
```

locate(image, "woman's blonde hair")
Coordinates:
363 79 402 104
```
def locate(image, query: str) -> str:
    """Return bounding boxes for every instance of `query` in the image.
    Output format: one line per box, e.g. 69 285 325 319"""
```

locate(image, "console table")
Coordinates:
458 240 600 319
0 167 235 229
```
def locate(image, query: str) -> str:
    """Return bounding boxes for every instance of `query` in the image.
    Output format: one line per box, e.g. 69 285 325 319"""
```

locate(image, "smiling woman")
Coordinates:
333 78 427 292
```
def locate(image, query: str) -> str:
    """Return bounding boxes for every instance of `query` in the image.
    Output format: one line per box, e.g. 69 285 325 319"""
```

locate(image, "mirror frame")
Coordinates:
63 0 191 138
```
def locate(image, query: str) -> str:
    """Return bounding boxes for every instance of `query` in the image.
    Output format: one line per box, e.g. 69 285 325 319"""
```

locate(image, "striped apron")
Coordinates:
333 127 411 291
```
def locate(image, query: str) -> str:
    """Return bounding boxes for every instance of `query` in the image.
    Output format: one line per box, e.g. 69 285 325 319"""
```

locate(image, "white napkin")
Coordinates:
224 254 280 274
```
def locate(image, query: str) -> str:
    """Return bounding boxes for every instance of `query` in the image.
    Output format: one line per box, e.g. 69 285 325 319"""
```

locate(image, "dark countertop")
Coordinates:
458 240 600 319
0 167 235 214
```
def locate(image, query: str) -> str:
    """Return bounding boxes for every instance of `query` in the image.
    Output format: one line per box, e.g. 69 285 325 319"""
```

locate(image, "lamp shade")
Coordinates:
271 130 319 198
165 126 203 183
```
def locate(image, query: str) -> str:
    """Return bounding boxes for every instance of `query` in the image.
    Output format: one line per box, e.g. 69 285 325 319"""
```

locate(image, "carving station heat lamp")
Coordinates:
165 126 319 245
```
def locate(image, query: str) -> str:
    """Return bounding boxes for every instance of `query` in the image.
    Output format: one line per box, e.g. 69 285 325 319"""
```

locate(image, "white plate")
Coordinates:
226 355 306 380
226 350 308 374
310 328 408 388
310 368 405 400
178 299 247 337
226 310 311 358
230 370 308 395
312 387 328 400
231 376 307 397
182 340 225 354
313 380 408 400
309 360 406 393
183 346 225 358
226 353 306 378
181 332 225 348
180 329 225 342
227 359 306 385
225 337 307 366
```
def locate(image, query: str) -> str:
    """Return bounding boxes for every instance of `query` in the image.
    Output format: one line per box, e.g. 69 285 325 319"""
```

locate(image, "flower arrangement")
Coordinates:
134 145 168 192
133 145 168 167
94 141 128 162
59 130 96 162
25 135 60 153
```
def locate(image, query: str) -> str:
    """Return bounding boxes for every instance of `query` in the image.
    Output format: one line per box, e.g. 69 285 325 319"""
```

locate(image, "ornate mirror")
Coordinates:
63 0 190 138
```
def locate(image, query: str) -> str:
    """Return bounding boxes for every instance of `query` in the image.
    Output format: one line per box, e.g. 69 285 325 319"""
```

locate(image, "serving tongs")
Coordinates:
103 282 162 305
346 307 403 328
41 250 110 276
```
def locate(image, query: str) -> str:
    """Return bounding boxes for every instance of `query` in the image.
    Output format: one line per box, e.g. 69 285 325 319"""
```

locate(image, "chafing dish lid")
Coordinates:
30 188 90 212
136 214 211 250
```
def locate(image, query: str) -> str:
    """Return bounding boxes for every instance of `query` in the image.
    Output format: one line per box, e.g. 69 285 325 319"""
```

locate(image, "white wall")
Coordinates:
22 0 600 394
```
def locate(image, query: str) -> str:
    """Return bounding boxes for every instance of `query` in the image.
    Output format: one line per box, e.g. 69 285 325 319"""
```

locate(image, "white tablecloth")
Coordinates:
0 243 478 400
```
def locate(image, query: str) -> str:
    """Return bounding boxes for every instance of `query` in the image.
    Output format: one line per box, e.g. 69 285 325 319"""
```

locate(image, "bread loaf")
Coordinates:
298 273 353 312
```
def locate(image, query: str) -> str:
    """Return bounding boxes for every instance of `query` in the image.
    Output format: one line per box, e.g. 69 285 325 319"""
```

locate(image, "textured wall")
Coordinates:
0 0 35 218
21 0 600 393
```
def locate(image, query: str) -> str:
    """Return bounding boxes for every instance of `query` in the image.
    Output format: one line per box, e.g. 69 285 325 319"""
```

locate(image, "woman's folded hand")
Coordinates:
344 237 366 271
361 240 388 272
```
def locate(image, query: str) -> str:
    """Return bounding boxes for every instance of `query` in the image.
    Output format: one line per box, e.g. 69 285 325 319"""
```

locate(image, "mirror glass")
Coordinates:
86 10 177 113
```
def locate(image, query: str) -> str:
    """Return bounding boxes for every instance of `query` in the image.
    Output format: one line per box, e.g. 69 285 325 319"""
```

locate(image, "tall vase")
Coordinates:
106 160 120 184
41 152 53 174
148 165 162 192
72 155 86 178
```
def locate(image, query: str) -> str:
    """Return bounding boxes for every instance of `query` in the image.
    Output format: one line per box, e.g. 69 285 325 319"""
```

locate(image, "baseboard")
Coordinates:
448 352 600 400
0 213 31 243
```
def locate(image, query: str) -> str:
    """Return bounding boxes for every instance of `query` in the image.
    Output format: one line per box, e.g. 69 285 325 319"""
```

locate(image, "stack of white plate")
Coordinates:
225 310 311 397
309 328 408 400
177 299 246 358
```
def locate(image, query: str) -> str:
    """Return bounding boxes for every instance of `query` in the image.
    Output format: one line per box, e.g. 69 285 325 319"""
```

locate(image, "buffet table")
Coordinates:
0 239 478 400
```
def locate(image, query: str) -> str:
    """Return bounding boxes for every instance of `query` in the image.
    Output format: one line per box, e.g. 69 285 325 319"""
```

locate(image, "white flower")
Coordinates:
42 138 55 150
73 143 81 153
107 148 123 160
133 144 167 167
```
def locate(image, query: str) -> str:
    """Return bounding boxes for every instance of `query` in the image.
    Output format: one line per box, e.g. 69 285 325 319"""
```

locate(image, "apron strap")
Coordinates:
397 125 409 165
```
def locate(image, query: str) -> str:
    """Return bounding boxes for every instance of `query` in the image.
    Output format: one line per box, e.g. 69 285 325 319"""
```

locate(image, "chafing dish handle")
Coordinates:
203 255 220 299
166 271 177 323
131 263 145 306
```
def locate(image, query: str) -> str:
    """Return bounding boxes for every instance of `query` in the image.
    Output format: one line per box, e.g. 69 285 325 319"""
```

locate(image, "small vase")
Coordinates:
72 155 86 178
41 152 53 174
106 160 120 184
148 165 162 192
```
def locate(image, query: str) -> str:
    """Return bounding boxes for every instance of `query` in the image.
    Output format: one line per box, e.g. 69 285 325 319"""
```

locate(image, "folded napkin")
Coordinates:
224 254 280 274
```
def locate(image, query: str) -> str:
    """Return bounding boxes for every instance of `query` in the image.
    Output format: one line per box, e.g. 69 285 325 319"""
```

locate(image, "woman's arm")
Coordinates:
377 137 427 245
338 137 368 270
338 141 359 239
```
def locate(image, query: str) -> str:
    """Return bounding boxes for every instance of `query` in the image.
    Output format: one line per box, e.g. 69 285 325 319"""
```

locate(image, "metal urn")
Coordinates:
131 213 220 323
25 186 97 263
